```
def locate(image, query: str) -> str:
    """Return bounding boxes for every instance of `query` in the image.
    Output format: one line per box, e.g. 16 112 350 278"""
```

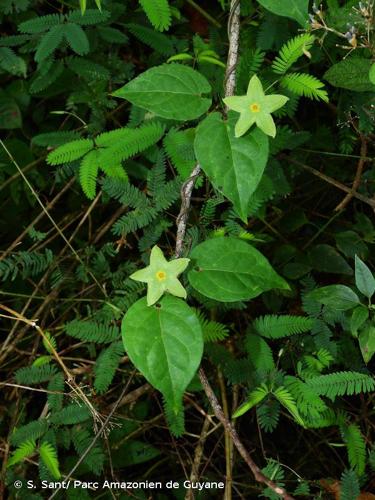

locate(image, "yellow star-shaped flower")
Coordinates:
223 74 289 138
130 246 190 306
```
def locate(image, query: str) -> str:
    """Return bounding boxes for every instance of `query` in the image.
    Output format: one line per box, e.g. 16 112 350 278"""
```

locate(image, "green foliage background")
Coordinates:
1 0 375 498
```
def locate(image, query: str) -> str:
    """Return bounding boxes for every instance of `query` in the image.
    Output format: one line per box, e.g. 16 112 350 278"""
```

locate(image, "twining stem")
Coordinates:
174 1 296 499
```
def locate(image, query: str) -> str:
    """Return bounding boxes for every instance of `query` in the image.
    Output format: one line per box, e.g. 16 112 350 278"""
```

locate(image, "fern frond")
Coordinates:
35 24 65 63
47 138 93 165
7 440 36 467
29 60 64 94
273 386 305 427
272 34 315 75
341 423 366 475
257 398 280 432
97 26 128 44
126 23 175 55
284 376 327 420
163 128 196 179
50 403 91 425
63 23 90 56
98 122 165 168
233 384 269 418
65 319 120 343
15 364 58 385
195 310 229 343
0 249 54 281
68 9 111 25
111 206 159 235
32 131 80 147
94 341 124 394
253 315 314 339
281 73 329 102
67 57 110 80
101 177 147 207
245 334 275 372
11 419 48 446
340 469 360 500
18 14 62 34
139 0 172 32
79 150 99 199
47 373 65 413
71 426 104 475
0 47 26 76
39 442 61 480
0 34 30 47
306 371 375 400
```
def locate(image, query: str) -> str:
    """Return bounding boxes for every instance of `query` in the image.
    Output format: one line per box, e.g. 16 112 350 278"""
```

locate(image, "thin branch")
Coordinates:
285 155 375 210
198 369 295 500
334 135 368 211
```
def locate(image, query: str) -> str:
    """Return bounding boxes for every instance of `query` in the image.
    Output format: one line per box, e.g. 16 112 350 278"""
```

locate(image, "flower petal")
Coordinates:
150 245 168 268
223 95 250 112
147 282 164 306
130 267 151 283
166 278 187 299
255 113 276 138
264 94 289 113
167 258 190 276
246 75 265 101
234 112 255 138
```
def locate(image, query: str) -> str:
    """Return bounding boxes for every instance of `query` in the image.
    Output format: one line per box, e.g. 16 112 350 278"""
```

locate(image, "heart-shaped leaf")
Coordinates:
122 296 203 417
256 0 309 27
194 112 269 221
188 237 289 302
112 63 211 121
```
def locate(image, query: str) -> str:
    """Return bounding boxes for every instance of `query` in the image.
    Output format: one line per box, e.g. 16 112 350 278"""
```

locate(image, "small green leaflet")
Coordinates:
121 296 203 421
255 0 309 27
370 63 375 85
232 384 268 418
350 306 369 338
324 58 375 92
112 64 212 121
355 255 375 299
194 112 269 221
188 237 289 302
359 325 375 364
308 285 360 311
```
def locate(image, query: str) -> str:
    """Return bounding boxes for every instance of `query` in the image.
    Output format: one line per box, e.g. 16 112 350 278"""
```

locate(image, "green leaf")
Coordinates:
255 0 309 27
112 63 211 121
324 58 375 92
370 63 375 85
0 95 21 129
308 285 360 311
194 112 269 221
188 237 289 302
355 255 375 299
121 296 203 417
139 0 171 32
309 244 352 275
63 23 90 56
273 386 306 427
233 384 269 418
39 442 61 480
7 440 36 467
350 306 369 338
359 325 375 364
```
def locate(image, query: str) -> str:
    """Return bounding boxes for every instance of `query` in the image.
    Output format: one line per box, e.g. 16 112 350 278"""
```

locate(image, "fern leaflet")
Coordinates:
39 442 61 480
341 423 366 476
281 73 329 102
139 0 171 32
7 440 36 467
272 34 315 75
254 315 314 339
306 371 375 399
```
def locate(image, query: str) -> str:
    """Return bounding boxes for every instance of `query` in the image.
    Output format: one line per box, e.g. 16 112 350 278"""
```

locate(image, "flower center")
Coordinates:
250 103 261 113
156 270 167 281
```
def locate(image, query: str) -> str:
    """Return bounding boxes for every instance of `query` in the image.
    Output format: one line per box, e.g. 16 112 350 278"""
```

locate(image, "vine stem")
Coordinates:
174 1 296 499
